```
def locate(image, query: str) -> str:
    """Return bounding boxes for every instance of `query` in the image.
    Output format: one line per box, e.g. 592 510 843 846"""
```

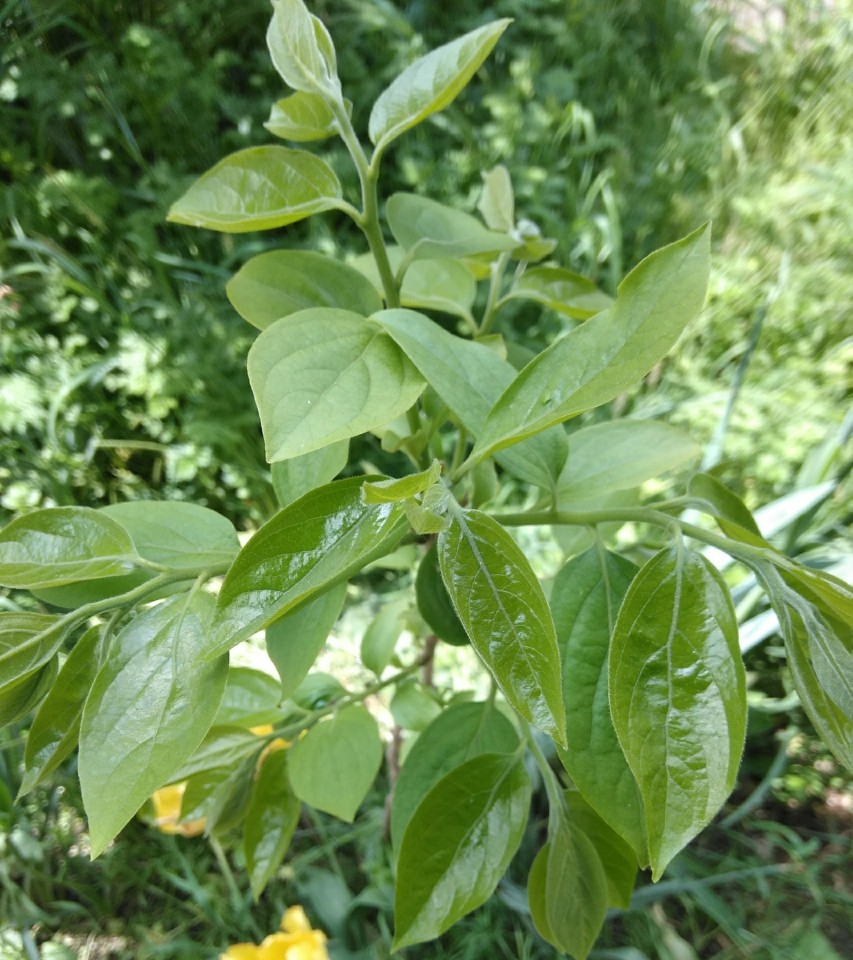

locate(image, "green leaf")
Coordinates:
505 266 613 320
477 165 514 233
550 548 647 863
266 0 341 99
101 501 240 570
0 612 63 692
0 657 58 729
415 541 469 647
375 309 567 494
244 749 301 899
167 146 343 233
360 598 407 676
400 258 478 321
168 725 263 783
528 807 608 960
363 460 441 504
369 19 511 152
271 440 349 509
609 546 746 879
391 699 518 849
265 91 346 142
393 752 530 950
210 478 408 654
470 223 711 463
215 667 283 728
266 582 347 699
248 309 425 462
688 473 762 538
390 682 441 732
20 626 101 796
287 705 382 821
79 592 229 856
227 251 381 331
387 194 517 262
558 420 700 502
404 483 451 535
565 792 638 909
0 507 137 588
438 507 566 745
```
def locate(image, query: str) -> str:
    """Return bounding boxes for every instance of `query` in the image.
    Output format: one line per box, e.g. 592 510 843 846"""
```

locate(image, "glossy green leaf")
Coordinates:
20 626 101 796
470 223 711 463
0 507 137 588
559 420 700 502
211 478 407 654
415 541 469 647
387 194 516 262
363 460 441 504
266 0 341 99
244 749 301 899
438 507 567 745
391 699 518 849
390 682 441 732
0 612 63 691
393 752 530 950
287 705 382 821
528 807 608 960
551 548 647 862
79 592 229 856
227 251 381 331
565 792 638 909
265 91 345 142
360 598 406 676
477 165 514 232
248 309 425 462
167 146 342 233
0 657 58 729
266 582 347 699
168 725 263 783
375 309 568 494
609 547 746 879
271 440 349 509
215 667 283 728
369 19 511 151
505 266 613 320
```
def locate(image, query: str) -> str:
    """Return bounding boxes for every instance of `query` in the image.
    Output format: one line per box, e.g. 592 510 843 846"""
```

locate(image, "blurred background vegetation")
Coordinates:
1 0 851 957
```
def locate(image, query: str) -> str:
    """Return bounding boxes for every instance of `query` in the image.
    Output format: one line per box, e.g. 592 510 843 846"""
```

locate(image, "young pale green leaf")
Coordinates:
363 460 441 504
244 749 301 899
266 582 347 699
390 682 441 732
215 667 283 728
271 440 349 509
0 507 137 588
609 546 746 879
477 165 514 233
369 19 511 151
265 91 345 142
438 507 567 746
267 0 341 99
20 626 101 796
101 501 240 570
0 658 58 729
391 699 518 849
558 420 700 503
375 309 567 494
360 598 407 676
415 541 469 647
167 146 342 233
504 266 613 320
470 223 711 463
387 194 517 262
248 309 425 462
565 792 638 909
0 612 64 692
550 548 647 863
405 483 451 535
79 592 229 856
688 473 763 538
527 807 609 960
399 258 478 321
211 478 407 655
287 705 382 821
227 251 381 331
393 752 530 950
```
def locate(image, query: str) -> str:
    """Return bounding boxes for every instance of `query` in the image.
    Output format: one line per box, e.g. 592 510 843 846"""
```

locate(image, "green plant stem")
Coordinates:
209 835 245 915
478 252 512 335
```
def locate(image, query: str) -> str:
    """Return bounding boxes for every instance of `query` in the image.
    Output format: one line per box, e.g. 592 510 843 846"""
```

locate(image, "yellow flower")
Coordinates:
221 907 329 960
150 782 207 837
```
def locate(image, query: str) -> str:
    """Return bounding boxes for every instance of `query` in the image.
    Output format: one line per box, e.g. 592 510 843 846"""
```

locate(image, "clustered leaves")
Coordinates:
1 1 851 956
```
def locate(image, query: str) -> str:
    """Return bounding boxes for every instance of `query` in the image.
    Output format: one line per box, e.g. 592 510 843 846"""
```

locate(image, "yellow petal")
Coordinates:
280 906 311 934
220 944 261 960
